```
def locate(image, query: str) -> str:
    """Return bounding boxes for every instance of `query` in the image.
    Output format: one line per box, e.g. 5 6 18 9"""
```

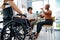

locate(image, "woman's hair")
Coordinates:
2 0 6 9
2 0 13 9
4 0 13 3
4 0 8 3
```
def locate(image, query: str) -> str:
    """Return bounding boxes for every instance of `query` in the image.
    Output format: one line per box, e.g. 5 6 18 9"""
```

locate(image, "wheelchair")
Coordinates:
1 14 36 40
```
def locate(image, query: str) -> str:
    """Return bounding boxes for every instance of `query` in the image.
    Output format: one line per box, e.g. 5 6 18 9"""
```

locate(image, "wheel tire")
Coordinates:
1 20 24 40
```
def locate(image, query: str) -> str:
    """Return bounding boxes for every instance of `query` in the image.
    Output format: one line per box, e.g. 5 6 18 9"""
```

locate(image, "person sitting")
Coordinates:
27 7 37 29
35 4 53 38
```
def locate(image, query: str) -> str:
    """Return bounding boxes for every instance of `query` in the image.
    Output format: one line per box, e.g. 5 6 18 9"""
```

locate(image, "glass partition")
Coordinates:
55 0 60 29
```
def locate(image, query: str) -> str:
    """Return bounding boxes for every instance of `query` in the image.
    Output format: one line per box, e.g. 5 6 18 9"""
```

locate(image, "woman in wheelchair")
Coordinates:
1 0 35 40
2 0 31 29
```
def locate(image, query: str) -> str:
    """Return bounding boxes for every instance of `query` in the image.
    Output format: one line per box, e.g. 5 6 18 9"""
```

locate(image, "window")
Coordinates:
32 1 44 13
55 0 60 29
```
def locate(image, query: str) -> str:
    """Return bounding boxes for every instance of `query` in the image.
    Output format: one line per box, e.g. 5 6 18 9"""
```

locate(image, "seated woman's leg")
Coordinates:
25 19 31 27
30 21 36 30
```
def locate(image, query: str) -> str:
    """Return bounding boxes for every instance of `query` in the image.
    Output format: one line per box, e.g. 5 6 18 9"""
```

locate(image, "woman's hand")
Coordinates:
22 16 26 19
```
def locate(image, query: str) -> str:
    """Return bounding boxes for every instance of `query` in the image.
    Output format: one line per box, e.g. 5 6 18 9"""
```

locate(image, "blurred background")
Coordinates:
0 0 60 30
0 0 60 40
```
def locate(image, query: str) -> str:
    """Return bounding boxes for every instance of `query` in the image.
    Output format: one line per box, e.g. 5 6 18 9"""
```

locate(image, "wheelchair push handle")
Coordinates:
17 14 26 17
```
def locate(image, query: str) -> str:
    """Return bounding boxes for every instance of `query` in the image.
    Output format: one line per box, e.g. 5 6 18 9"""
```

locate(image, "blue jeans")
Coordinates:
37 19 53 33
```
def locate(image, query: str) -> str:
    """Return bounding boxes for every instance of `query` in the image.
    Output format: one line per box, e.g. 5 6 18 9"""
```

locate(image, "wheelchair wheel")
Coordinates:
25 32 36 40
29 32 36 40
1 20 24 40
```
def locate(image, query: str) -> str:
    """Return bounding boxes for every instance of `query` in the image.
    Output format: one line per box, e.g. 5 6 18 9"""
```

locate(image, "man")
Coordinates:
35 4 53 38
27 7 37 29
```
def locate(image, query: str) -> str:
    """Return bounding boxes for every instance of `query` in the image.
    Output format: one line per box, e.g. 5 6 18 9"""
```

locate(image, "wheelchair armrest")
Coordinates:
17 14 26 17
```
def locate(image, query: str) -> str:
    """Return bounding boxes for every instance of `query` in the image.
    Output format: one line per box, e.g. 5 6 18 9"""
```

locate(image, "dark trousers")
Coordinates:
3 17 12 25
3 7 13 25
37 19 53 33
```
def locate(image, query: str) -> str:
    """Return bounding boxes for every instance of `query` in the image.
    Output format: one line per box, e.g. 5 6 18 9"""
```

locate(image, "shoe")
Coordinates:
35 33 39 39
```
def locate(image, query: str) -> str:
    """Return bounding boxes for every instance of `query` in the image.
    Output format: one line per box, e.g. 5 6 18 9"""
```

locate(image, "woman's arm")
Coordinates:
9 0 22 14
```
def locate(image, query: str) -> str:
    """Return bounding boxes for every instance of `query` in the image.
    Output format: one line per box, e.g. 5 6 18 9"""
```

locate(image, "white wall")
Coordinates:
14 0 27 14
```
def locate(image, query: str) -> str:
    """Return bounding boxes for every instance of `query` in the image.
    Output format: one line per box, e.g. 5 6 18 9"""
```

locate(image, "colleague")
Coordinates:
35 4 53 38
27 7 37 29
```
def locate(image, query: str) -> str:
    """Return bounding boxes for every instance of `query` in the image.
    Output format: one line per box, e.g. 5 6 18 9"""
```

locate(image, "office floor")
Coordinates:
36 31 60 40
32 26 60 40
0 25 60 40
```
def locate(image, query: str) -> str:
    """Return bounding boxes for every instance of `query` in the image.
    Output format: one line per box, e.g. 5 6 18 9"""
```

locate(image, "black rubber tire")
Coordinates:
1 20 24 40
